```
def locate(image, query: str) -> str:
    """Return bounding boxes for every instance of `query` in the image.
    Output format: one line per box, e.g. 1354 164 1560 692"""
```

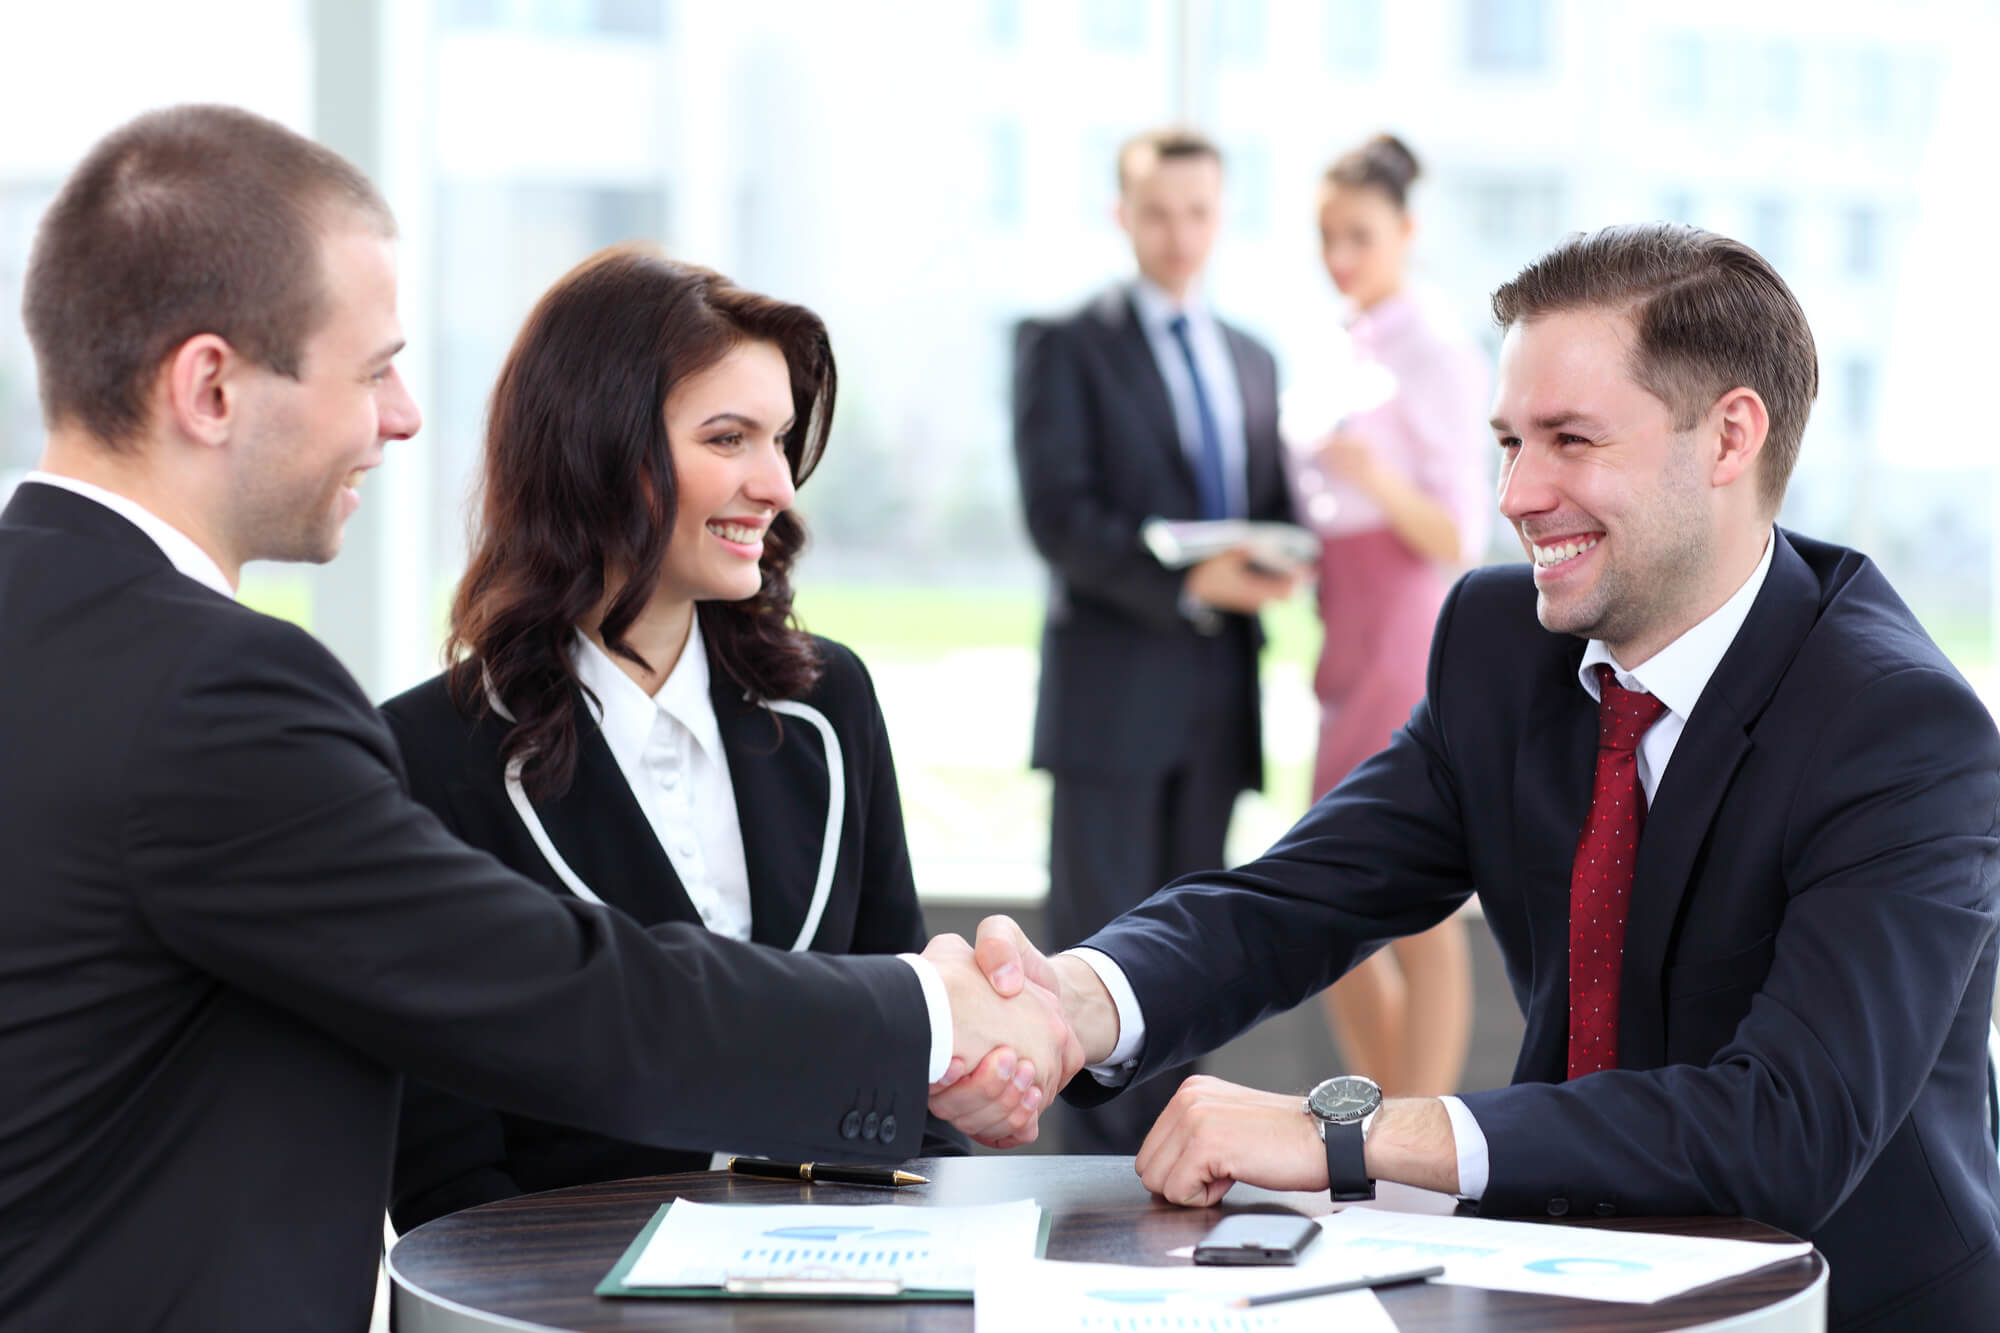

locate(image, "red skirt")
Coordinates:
1312 527 1447 801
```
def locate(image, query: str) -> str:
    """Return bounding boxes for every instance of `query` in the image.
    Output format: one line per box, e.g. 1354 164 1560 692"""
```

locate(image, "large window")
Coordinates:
1464 0 1548 74
2 0 1993 886
1325 0 1381 73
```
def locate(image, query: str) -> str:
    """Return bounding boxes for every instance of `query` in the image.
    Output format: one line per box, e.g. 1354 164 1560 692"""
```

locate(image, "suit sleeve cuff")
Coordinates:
1438 1094 1489 1201
899 953 953 1084
1066 946 1145 1082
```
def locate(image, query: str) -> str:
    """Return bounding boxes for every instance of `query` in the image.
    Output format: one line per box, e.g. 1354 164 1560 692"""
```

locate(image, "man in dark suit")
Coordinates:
0 105 1072 1332
958 224 2000 1329
1011 127 1298 1154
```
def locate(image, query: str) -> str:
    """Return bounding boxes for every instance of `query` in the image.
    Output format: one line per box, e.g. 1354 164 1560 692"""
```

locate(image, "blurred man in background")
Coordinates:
1010 128 1297 1154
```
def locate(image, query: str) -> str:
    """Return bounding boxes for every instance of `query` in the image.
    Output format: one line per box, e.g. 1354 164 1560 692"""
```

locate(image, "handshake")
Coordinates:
918 916 1116 1148
917 916 1450 1208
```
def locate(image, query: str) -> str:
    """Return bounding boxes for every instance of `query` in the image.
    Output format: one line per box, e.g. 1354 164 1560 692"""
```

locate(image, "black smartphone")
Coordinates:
1190 1212 1322 1266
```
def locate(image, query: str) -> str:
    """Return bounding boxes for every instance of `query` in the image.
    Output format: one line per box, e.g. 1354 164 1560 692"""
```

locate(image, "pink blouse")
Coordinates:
1304 291 1493 560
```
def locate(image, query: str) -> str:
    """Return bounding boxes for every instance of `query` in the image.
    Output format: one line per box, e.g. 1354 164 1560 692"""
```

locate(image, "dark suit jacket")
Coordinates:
1013 285 1293 785
0 484 931 1332
381 633 963 1229
1079 530 2000 1330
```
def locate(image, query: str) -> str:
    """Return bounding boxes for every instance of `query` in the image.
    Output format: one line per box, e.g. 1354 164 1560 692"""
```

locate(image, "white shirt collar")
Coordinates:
24 470 235 599
1580 528 1777 717
571 614 724 769
1129 276 1210 332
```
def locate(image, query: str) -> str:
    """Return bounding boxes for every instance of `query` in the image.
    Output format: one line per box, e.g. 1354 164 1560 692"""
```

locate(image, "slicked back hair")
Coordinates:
22 103 393 449
1491 223 1818 512
1116 126 1223 194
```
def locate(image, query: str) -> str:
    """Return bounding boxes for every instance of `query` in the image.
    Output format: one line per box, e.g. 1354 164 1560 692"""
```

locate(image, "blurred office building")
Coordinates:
2 0 1994 693
2 3 1995 898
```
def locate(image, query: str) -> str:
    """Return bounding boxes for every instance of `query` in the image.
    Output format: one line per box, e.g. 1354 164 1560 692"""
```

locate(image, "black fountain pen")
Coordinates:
727 1157 929 1188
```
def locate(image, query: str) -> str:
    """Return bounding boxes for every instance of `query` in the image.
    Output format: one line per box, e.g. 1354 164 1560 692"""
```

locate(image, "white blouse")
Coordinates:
571 616 754 941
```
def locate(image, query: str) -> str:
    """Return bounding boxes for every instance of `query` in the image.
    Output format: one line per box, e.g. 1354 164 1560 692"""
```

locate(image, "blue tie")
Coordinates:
1167 313 1231 520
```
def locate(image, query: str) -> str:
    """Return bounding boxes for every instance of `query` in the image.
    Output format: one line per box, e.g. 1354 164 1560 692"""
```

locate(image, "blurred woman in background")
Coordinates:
382 246 961 1230
1301 135 1491 1097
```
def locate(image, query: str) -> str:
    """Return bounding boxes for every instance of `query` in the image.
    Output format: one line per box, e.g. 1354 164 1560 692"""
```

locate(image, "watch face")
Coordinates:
1309 1075 1382 1124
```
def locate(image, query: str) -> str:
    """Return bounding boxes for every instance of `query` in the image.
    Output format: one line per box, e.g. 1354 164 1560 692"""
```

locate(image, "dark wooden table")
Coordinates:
388 1156 1826 1331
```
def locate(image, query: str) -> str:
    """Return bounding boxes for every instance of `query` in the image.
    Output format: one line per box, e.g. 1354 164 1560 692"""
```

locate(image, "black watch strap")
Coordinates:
1324 1119 1374 1202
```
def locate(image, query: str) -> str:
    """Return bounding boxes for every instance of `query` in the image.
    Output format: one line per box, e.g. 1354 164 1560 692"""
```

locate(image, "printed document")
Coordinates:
623 1198 1043 1293
1315 1208 1813 1303
975 1257 1397 1332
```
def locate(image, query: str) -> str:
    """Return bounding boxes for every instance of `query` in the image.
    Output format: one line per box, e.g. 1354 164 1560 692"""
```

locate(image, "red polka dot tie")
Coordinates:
1567 664 1669 1080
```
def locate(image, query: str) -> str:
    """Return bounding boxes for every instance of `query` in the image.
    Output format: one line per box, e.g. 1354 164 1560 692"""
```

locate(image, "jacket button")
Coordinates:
1594 1203 1617 1217
862 1112 881 1141
1546 1197 1570 1217
841 1110 862 1139
879 1114 898 1144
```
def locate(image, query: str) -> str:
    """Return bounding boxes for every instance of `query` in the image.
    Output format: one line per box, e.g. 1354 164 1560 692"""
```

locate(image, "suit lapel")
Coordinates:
528 692 701 928
1091 288 1197 500
1512 642 1597 1084
1618 533 1821 1069
709 669 828 950
1221 325 1280 515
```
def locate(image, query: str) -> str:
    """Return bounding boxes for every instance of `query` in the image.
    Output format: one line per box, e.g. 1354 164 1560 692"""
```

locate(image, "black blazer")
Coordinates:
1079 530 2000 1330
380 631 964 1229
1013 286 1293 784
0 484 931 1333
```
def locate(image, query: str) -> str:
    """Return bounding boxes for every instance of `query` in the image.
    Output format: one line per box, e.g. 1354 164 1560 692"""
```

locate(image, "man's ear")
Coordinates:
158 334 241 448
1707 386 1769 491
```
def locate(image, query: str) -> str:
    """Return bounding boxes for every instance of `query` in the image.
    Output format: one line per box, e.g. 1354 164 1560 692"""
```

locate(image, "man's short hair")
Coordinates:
1492 223 1819 512
21 103 394 449
1116 127 1223 194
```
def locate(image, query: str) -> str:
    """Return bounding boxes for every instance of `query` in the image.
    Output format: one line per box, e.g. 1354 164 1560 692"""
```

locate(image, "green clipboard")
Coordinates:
595 1199 1054 1302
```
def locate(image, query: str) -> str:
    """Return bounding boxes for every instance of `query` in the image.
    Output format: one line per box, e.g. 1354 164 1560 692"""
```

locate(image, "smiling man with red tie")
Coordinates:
939 223 2000 1331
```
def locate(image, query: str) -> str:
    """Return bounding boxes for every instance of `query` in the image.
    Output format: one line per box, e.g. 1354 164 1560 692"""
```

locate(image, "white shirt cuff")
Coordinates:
1066 947 1145 1082
899 953 953 1084
1438 1094 1489 1201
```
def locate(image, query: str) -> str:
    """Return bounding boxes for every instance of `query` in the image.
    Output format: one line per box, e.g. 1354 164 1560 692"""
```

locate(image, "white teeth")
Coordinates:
1532 536 1599 566
708 521 764 544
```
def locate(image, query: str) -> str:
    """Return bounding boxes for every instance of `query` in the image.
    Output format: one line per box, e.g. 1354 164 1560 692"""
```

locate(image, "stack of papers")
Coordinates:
1140 518 1319 573
598 1198 1047 1300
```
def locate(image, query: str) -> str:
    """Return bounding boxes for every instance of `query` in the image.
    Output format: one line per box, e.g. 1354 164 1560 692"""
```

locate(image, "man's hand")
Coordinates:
1134 1076 1326 1207
970 914 1120 1067
921 932 1082 1147
1185 549 1300 614
1138 1083 1463 1207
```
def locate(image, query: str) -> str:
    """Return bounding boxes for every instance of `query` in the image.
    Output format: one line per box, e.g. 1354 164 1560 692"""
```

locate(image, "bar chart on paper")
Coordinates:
622 1199 1044 1292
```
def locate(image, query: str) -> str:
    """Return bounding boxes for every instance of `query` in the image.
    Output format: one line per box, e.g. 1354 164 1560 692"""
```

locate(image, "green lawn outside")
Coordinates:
793 583 1326 676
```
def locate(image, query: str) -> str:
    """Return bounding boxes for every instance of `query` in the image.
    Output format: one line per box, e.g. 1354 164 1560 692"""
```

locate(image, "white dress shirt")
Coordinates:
1073 530 1778 1198
1129 278 1250 518
23 471 234 598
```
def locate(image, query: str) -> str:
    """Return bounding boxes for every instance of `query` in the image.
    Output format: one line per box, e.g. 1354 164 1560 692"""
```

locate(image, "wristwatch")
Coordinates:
1306 1075 1382 1202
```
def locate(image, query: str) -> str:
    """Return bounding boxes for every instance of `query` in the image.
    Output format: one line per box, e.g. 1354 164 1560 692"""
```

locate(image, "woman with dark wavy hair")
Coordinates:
380 245 961 1230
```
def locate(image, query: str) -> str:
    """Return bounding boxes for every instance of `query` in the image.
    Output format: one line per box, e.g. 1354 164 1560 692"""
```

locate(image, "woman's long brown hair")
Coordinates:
446 245 834 800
